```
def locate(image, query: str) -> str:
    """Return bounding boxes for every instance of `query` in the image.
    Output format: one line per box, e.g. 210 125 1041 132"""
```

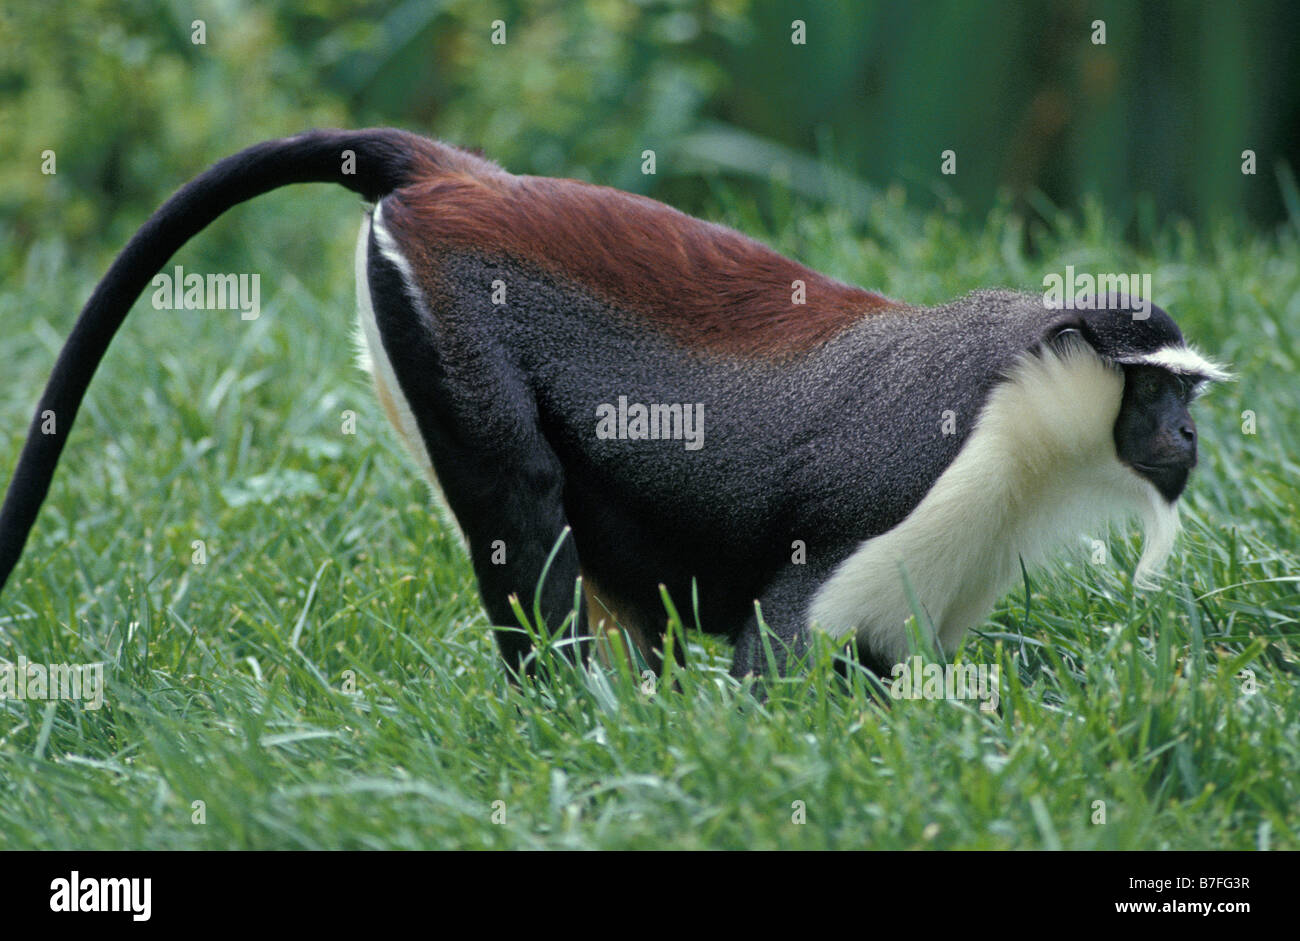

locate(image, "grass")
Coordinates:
0 187 1297 850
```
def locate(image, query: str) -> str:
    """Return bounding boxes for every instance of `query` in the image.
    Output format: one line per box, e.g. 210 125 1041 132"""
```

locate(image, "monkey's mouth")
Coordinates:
1130 460 1189 472
1129 460 1192 502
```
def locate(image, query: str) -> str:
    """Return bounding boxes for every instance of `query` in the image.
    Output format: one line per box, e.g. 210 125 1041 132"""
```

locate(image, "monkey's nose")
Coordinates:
1171 419 1198 467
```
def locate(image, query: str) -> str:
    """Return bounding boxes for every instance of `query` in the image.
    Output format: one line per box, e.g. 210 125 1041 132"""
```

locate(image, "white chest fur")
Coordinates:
808 343 1179 667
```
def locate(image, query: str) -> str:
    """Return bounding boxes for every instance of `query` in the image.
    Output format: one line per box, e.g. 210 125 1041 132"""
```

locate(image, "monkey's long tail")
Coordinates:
0 129 444 592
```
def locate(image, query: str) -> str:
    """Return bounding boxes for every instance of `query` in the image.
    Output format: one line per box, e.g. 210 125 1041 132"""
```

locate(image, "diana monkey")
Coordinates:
0 129 1229 680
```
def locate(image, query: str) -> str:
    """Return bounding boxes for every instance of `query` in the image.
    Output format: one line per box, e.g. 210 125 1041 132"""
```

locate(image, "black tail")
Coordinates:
0 128 437 591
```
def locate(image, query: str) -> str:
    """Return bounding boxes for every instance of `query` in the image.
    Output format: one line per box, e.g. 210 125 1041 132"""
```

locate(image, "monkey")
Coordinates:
0 129 1229 682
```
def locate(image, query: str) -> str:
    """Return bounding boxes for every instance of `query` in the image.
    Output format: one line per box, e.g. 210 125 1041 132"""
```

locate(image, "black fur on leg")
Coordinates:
365 231 590 677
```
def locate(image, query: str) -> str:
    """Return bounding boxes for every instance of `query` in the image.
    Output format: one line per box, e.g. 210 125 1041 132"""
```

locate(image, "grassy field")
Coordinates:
0 187 1296 850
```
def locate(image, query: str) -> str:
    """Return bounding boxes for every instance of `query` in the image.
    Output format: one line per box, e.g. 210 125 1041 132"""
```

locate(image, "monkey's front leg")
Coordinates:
729 570 817 679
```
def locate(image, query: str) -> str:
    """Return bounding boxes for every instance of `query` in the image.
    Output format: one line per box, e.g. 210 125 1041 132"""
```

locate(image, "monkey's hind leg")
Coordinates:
361 219 589 678
394 372 590 678
384 370 590 677
454 438 590 676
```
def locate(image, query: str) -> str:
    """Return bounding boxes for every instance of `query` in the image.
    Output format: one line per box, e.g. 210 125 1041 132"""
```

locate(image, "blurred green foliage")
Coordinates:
0 0 1296 270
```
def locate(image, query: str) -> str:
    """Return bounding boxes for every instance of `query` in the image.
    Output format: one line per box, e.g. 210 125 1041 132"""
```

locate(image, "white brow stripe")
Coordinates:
1118 344 1233 382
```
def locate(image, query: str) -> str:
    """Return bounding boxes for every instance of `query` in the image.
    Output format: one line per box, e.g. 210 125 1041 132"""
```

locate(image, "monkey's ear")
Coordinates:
1044 321 1092 354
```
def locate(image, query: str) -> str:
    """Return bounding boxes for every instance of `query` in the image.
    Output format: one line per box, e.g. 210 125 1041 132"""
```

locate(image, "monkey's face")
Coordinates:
1113 365 1201 502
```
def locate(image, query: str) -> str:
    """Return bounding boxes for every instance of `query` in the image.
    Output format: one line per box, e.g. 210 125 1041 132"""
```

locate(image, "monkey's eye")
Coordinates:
1173 373 1201 401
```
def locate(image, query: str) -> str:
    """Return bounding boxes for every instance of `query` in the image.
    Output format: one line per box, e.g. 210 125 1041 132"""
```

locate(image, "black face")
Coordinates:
1113 365 1200 501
